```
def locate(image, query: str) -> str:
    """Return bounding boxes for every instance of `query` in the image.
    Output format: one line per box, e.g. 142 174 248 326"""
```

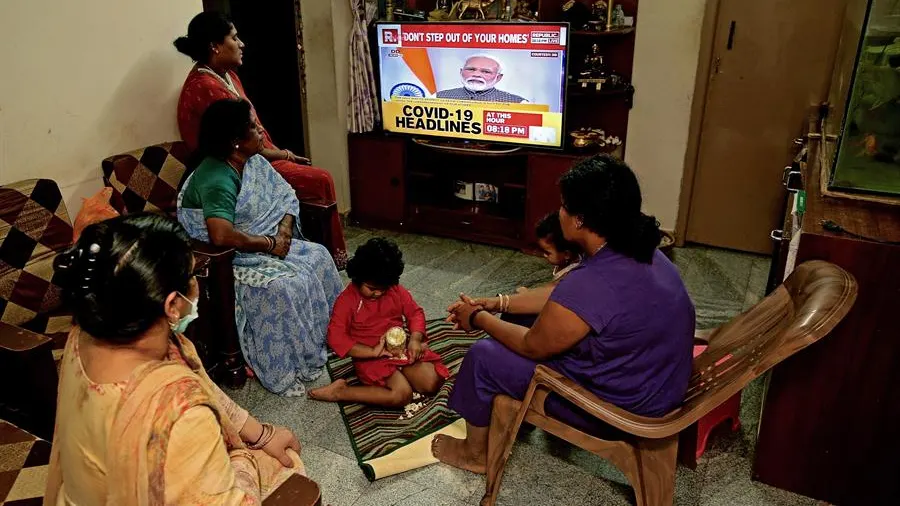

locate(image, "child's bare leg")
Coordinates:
308 373 413 407
402 362 445 395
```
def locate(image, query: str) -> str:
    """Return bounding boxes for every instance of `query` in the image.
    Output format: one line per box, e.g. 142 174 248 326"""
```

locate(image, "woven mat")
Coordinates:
326 320 484 481
0 421 50 505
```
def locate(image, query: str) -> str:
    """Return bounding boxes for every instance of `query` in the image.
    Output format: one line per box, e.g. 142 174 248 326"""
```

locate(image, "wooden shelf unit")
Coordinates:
351 2 639 248
349 133 590 250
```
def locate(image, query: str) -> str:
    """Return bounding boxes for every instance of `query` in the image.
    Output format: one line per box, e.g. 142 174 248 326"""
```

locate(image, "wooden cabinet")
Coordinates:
348 133 588 250
348 134 406 228
524 153 581 245
752 136 900 505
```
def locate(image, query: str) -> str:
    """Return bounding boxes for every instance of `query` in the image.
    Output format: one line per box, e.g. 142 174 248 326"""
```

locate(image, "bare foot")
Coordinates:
431 434 486 474
308 379 348 401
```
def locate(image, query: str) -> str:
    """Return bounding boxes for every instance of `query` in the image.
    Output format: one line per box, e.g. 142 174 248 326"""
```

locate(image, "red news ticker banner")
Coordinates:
483 110 543 138
383 24 567 51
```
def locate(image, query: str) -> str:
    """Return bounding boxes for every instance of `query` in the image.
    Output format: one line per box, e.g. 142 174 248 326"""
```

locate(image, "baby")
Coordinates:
537 210 583 281
309 238 449 408
516 210 582 295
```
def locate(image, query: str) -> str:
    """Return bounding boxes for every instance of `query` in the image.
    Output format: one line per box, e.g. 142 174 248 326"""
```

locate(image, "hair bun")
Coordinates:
173 36 203 60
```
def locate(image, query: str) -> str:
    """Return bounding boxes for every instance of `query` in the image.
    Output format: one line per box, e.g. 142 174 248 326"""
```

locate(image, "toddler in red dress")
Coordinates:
308 238 449 407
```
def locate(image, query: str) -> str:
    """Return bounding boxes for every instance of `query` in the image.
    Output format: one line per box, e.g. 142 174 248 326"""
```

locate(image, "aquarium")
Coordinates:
831 0 900 196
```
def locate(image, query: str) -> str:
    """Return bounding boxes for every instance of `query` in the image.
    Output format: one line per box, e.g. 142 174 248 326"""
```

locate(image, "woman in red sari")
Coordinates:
174 12 347 268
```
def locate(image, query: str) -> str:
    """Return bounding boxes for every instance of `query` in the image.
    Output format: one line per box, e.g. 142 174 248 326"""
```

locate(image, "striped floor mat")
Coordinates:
326 320 484 481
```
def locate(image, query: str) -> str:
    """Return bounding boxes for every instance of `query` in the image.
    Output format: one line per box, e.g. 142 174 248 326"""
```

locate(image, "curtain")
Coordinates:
348 0 380 133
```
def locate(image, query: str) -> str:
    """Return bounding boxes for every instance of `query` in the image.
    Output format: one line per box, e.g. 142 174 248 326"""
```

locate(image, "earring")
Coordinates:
234 144 240 149
214 49 220 54
576 220 584 229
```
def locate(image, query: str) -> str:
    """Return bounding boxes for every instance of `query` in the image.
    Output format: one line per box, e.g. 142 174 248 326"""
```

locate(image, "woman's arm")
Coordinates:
206 217 273 253
457 300 591 361
450 281 559 316
210 381 250 432
277 214 295 239
261 147 310 165
206 214 293 258
164 406 262 504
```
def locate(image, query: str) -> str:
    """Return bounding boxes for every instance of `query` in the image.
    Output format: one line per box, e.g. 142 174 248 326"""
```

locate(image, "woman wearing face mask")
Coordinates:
174 11 348 268
178 98 342 396
44 213 305 504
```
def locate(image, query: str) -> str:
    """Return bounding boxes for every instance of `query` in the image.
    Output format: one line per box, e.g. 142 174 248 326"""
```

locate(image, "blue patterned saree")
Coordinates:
178 155 341 396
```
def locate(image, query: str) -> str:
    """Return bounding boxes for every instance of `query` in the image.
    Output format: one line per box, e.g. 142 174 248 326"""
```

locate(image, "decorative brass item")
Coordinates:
569 128 622 151
384 326 408 358
513 0 538 20
569 128 600 148
450 0 507 20
606 0 614 31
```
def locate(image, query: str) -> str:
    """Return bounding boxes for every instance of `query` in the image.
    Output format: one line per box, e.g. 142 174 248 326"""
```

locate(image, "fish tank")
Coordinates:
829 0 900 197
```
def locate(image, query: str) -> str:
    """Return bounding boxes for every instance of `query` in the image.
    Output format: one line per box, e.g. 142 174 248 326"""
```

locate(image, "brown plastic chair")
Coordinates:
481 260 858 506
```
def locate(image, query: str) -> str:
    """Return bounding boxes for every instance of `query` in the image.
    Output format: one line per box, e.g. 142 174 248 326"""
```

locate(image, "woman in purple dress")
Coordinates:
434 154 695 474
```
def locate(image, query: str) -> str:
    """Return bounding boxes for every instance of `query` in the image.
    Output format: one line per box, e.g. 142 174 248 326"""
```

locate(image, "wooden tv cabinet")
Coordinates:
348 132 594 250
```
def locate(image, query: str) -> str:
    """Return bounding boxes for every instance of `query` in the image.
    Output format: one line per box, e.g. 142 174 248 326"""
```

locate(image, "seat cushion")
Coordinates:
0 179 73 327
0 419 52 503
102 142 192 215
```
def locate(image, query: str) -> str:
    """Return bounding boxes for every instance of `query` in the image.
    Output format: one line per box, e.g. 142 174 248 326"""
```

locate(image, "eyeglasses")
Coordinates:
191 256 210 279
191 264 208 279
462 67 497 76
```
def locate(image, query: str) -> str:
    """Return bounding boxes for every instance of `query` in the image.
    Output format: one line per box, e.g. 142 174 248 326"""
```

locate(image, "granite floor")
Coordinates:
226 227 823 506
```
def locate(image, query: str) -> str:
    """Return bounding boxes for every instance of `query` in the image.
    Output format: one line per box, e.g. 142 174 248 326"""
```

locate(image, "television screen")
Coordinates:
375 22 569 148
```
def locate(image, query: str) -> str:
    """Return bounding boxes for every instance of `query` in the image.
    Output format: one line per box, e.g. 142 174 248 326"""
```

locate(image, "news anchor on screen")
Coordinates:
436 55 528 103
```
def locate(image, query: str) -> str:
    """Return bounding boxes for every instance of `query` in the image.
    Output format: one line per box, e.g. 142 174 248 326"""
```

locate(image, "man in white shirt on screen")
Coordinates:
436 54 529 103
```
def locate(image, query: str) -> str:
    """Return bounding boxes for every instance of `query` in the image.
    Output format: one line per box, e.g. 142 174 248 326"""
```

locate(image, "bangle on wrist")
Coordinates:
282 149 290 161
248 423 275 450
249 424 265 447
469 308 486 330
266 235 276 253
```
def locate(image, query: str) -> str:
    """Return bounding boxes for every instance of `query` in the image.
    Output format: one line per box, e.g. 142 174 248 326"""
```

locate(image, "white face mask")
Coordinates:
170 292 199 334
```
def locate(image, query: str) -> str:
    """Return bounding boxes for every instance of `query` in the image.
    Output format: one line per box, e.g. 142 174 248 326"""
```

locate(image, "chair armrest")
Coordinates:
693 327 718 346
0 322 52 352
529 365 681 439
299 199 337 211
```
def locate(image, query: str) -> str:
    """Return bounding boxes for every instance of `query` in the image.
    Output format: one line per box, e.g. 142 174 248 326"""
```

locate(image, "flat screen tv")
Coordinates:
375 22 569 149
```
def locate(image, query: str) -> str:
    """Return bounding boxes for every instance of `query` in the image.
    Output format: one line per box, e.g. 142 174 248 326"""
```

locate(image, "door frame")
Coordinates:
675 0 722 247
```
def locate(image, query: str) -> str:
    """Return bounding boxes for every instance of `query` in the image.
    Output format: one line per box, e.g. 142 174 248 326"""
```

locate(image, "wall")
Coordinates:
0 0 203 215
625 0 707 231
300 0 353 212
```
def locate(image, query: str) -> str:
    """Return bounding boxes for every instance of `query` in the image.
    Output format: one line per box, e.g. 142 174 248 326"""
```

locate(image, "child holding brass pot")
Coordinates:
309 238 449 407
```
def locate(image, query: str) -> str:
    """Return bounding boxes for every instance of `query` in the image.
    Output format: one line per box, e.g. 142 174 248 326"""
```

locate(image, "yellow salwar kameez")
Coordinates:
44 327 304 505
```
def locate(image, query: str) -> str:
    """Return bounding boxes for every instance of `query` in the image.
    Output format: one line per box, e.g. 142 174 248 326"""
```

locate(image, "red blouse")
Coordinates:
328 284 427 358
177 66 278 153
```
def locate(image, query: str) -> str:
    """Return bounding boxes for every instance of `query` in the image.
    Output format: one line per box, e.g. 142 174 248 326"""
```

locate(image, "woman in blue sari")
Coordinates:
178 98 342 396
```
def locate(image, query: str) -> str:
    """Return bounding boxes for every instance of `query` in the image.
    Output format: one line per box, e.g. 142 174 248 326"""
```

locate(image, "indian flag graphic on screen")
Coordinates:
378 25 437 99
380 48 437 99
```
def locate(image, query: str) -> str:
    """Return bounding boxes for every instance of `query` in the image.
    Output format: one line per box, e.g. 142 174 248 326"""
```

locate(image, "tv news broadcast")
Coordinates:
376 22 569 148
